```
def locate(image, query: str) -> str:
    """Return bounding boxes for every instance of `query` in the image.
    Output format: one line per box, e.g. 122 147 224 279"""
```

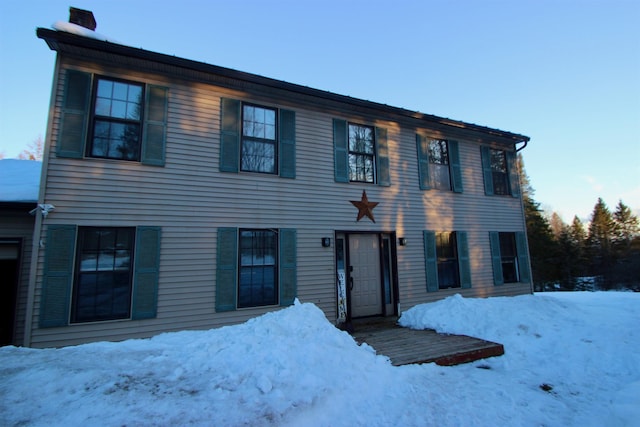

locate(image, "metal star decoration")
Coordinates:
350 190 379 223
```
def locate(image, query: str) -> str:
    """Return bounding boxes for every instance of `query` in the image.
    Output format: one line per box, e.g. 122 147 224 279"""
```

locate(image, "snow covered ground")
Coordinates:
1 292 638 426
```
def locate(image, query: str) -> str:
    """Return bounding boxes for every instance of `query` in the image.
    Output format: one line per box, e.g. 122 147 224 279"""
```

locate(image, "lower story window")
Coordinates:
72 227 135 323
238 229 278 308
436 232 460 289
499 232 519 283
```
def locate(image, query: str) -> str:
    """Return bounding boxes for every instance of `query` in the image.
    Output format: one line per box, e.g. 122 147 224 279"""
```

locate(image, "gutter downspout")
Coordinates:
23 53 61 347
516 139 528 152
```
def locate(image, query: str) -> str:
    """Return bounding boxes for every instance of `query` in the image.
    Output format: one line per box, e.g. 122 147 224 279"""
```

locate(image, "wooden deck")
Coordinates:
351 318 504 366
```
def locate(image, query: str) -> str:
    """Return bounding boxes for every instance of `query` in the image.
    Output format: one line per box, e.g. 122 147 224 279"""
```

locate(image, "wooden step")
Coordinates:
350 321 504 366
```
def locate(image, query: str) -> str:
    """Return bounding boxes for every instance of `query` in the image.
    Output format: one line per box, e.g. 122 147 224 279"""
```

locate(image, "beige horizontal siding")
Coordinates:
29 57 530 347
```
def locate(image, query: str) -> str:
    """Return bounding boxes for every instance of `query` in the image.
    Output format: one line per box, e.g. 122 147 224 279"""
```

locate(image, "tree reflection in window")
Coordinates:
242 105 277 173
348 123 375 183
490 149 509 195
90 78 143 161
428 139 451 190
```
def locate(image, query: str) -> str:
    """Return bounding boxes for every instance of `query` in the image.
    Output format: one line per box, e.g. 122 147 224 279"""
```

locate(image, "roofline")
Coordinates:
36 27 530 144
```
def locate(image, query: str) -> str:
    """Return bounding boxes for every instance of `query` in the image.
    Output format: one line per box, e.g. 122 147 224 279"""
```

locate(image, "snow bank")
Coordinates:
1 293 639 426
0 159 41 202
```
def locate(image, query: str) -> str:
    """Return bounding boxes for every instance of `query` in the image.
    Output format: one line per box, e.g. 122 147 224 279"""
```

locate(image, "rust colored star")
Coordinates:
350 190 379 223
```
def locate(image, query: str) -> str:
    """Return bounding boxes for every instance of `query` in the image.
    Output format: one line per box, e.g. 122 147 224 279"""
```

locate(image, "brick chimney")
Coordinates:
69 7 96 31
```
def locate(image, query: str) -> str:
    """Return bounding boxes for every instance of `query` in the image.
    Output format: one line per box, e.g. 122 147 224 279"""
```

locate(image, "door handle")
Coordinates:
349 277 354 291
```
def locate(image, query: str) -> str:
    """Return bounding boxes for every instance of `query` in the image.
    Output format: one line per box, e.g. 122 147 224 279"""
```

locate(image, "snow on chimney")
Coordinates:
69 7 96 31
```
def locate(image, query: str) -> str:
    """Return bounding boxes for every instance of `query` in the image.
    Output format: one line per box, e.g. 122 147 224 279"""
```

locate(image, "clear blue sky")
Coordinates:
1 0 639 221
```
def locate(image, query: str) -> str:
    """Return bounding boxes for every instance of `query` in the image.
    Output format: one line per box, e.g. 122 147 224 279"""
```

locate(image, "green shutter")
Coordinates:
481 146 494 195
489 232 504 285
449 140 463 193
216 228 238 311
279 109 296 179
376 127 390 186
131 226 161 319
142 85 168 166
423 231 439 292
456 231 471 288
506 150 520 198
333 119 349 183
58 70 91 158
416 134 431 190
515 232 532 283
279 229 297 306
39 225 76 328
220 98 240 173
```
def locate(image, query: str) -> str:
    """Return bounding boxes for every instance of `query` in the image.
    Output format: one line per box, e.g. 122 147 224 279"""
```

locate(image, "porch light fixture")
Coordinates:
321 237 331 247
398 237 407 246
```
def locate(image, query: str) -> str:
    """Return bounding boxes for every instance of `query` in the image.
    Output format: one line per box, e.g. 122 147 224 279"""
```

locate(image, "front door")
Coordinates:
349 234 382 318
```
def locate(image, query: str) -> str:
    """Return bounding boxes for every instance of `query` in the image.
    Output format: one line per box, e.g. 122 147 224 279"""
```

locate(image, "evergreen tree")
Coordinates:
517 154 559 289
612 201 639 249
549 212 566 239
611 201 640 289
587 198 615 288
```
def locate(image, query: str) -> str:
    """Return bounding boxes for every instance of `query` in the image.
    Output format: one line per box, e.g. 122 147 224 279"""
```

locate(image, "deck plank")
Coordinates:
351 319 504 366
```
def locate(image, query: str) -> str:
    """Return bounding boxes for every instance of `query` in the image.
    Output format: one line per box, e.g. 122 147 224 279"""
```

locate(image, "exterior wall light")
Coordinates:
398 237 407 246
321 237 331 247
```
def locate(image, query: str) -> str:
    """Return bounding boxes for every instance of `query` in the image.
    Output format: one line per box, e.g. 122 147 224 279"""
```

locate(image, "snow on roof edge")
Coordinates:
52 21 120 44
0 159 42 203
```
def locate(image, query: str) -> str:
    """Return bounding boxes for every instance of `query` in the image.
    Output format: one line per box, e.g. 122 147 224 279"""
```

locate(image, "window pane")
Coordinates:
428 140 449 165
430 163 451 191
95 79 142 120
490 149 509 195
238 229 278 308
112 82 129 101
499 232 519 283
436 232 460 289
95 98 112 117
92 120 141 160
490 149 507 172
349 124 374 154
96 80 113 98
243 105 276 140
241 140 275 173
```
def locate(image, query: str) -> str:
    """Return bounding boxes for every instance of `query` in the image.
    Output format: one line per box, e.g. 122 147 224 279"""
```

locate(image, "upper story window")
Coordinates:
348 123 376 183
220 98 296 178
242 104 277 173
333 119 389 186
481 146 519 198
428 139 452 191
90 78 144 161
56 70 167 166
490 148 509 195
416 135 462 192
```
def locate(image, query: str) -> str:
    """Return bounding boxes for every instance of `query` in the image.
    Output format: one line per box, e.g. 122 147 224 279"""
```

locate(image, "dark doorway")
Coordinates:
0 241 20 346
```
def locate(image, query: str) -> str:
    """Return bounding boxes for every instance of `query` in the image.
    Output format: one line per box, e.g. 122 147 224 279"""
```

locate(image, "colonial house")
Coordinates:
18 9 532 348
